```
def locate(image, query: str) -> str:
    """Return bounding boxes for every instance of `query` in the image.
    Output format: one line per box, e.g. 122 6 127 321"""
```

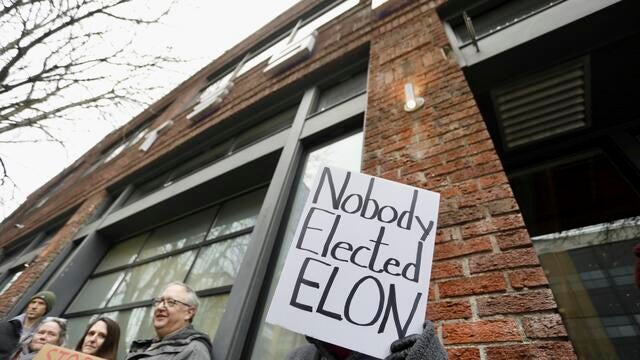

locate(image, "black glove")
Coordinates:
384 321 448 360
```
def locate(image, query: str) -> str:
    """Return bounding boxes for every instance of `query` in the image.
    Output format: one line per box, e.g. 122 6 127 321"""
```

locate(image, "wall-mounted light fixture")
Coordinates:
404 83 424 112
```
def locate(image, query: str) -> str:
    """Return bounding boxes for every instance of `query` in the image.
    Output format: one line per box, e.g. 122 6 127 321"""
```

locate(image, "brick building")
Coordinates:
1 0 639 359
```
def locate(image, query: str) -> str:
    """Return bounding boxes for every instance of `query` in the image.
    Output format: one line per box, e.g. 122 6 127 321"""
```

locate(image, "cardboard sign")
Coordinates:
266 166 440 358
34 343 105 360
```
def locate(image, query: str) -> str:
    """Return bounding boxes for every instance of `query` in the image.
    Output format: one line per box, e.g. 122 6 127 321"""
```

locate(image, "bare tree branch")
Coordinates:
0 0 185 209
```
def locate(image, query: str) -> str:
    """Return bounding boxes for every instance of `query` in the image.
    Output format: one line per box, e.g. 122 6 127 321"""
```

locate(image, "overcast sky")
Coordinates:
0 0 300 219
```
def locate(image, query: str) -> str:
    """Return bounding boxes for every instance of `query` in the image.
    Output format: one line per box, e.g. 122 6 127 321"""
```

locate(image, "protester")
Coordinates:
287 321 448 360
12 290 56 342
0 318 22 359
11 317 67 360
125 281 212 359
75 316 120 360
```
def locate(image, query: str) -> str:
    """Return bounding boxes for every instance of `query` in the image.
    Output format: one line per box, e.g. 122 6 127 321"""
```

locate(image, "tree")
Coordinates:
0 0 180 192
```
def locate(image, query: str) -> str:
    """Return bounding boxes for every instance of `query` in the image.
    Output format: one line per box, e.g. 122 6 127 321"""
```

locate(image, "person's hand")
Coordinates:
384 321 448 360
385 333 421 360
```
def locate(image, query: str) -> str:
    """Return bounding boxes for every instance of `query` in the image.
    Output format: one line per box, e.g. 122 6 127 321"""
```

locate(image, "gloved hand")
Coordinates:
384 321 447 360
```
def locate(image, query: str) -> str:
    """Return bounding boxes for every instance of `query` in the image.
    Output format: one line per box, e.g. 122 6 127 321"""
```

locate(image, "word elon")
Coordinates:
290 168 435 338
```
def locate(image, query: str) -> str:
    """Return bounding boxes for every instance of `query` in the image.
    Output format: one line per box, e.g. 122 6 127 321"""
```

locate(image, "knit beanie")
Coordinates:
30 291 56 312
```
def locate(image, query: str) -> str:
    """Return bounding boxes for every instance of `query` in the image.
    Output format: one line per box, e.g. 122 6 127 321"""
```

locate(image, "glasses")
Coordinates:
152 297 192 308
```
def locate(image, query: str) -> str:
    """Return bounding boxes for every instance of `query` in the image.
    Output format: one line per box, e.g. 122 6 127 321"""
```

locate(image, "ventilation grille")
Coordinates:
493 58 590 149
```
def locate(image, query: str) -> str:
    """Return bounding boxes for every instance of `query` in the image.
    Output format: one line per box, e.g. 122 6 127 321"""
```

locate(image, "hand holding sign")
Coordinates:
266 166 440 358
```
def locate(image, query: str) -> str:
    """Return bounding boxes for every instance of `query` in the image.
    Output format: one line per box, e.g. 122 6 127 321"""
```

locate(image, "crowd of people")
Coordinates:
0 282 447 360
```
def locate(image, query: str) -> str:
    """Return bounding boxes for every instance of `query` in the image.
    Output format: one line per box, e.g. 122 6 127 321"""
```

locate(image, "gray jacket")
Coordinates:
11 344 36 360
286 321 447 360
125 325 212 360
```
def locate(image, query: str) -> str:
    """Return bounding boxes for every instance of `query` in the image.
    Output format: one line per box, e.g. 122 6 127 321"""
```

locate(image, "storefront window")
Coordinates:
533 218 640 359
65 186 267 359
250 131 363 360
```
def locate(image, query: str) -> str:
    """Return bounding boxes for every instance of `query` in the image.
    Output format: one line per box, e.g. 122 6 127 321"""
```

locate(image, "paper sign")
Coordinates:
266 166 440 358
34 343 105 360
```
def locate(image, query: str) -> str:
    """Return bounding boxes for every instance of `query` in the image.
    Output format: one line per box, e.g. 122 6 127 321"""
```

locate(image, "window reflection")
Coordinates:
187 234 252 290
207 188 267 239
107 251 197 306
534 218 640 359
138 207 218 260
250 131 363 360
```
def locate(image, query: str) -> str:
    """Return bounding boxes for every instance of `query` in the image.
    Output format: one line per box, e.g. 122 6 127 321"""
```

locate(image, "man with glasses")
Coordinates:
125 281 212 359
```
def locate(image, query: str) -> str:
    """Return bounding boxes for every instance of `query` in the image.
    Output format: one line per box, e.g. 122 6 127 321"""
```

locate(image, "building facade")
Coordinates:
1 0 638 359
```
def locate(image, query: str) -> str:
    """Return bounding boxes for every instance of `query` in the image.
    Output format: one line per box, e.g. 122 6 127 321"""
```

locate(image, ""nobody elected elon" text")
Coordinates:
289 167 435 338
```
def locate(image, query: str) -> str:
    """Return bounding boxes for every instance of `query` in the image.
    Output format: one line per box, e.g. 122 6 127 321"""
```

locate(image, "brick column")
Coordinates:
363 2 575 359
0 190 108 316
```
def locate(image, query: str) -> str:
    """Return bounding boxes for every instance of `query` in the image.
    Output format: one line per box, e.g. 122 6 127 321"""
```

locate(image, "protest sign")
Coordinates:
34 343 105 360
266 166 440 358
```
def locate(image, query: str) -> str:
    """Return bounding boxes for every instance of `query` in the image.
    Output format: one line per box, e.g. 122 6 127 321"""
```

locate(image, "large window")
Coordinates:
123 107 296 206
64 187 267 359
533 218 640 360
249 131 363 360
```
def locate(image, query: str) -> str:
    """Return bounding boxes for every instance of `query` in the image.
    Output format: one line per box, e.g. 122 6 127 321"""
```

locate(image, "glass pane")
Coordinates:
95 234 147 273
186 234 252 290
68 272 125 313
192 294 229 338
167 139 234 184
0 270 23 294
233 108 295 151
66 315 93 351
452 0 564 44
251 131 363 359
207 188 267 239
104 142 127 163
314 72 367 113
124 171 173 206
534 221 640 360
294 0 359 42
104 307 154 360
138 207 218 260
107 251 197 306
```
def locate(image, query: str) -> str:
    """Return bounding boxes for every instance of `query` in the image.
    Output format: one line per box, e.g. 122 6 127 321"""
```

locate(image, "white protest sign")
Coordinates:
266 166 440 359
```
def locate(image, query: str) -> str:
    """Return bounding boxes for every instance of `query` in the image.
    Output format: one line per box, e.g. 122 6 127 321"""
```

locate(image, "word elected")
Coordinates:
289 168 435 338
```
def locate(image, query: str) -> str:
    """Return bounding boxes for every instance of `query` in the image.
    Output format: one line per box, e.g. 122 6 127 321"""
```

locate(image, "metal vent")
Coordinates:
493 58 590 149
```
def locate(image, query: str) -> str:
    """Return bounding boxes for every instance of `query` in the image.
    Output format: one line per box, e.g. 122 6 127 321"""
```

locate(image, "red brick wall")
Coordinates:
363 2 575 359
0 190 108 316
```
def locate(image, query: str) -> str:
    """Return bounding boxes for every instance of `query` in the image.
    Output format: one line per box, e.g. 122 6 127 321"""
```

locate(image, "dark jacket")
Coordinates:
125 325 212 360
0 319 22 359
286 321 447 360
